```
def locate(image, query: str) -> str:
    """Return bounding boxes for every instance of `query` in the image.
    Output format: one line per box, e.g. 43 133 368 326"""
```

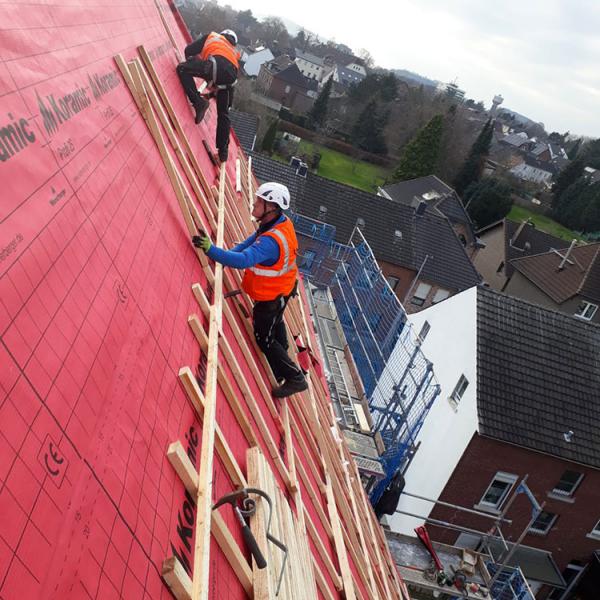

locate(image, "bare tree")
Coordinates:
357 48 374 70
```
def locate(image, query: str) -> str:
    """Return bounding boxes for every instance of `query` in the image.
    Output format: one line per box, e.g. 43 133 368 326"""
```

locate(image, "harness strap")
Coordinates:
207 56 238 90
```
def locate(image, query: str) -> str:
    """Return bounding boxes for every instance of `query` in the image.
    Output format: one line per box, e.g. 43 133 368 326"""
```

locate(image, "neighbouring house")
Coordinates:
584 166 600 184
505 242 600 323
258 62 318 114
495 134 568 186
322 62 367 88
378 175 479 256
241 46 274 77
294 48 325 82
499 131 530 150
510 155 557 185
250 154 481 311
386 286 600 598
473 219 568 290
255 54 292 95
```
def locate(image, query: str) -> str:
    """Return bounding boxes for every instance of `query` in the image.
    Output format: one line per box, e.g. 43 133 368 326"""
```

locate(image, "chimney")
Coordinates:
415 200 427 216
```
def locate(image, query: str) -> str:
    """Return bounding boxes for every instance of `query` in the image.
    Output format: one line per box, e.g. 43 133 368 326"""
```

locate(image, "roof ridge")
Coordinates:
509 241 600 264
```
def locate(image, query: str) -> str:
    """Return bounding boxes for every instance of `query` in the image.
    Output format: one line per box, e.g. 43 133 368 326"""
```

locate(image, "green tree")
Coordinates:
394 114 444 181
464 178 512 228
552 179 600 233
236 9 257 31
567 138 582 160
453 119 494 196
307 77 332 129
351 100 388 154
552 158 585 208
261 120 278 154
582 138 600 169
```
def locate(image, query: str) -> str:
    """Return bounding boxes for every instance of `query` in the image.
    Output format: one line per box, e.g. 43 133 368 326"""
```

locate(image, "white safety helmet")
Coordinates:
220 29 238 45
256 182 291 210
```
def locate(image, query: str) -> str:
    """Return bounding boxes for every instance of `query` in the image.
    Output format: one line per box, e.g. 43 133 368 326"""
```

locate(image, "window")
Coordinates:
300 250 316 270
410 282 432 306
432 288 450 304
529 510 557 535
590 518 600 538
496 261 505 274
386 276 400 291
449 375 469 408
552 470 583 497
418 321 431 343
574 301 598 321
478 472 517 510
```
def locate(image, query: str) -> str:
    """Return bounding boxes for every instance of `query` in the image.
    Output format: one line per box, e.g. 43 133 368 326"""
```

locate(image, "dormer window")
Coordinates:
394 230 402 244
356 217 365 229
318 205 328 220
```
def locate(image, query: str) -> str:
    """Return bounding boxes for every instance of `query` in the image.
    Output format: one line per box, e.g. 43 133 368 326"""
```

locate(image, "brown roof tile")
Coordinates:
510 243 600 304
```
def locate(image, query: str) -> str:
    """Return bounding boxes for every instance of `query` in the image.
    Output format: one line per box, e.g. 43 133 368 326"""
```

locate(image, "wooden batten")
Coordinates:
117 44 406 600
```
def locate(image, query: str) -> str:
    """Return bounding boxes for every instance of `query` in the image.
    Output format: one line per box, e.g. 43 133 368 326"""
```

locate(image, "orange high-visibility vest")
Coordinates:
242 217 299 301
199 32 240 69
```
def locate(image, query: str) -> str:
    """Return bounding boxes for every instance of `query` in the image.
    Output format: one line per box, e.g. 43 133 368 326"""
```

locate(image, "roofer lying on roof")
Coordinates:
193 182 308 398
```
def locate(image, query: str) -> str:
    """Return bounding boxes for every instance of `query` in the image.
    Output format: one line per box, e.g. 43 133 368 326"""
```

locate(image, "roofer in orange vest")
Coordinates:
192 182 308 398
176 29 240 162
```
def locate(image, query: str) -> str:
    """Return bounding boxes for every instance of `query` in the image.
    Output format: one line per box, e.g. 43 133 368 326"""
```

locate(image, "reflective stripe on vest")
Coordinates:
249 229 296 277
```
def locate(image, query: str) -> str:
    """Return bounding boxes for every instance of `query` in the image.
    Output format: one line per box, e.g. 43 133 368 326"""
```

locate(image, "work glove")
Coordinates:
192 232 212 253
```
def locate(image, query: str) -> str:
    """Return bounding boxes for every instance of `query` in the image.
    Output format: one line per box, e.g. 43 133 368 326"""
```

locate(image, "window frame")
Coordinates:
449 374 469 409
477 472 518 512
418 321 431 343
551 470 583 498
386 276 400 292
528 510 557 535
410 282 432 306
574 300 598 321
432 288 450 304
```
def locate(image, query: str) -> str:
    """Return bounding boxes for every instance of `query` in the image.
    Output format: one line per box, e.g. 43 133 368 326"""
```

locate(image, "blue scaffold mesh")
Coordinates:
290 213 440 504
486 564 536 600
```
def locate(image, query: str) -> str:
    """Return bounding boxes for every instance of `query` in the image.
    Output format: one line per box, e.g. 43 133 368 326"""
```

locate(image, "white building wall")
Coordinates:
385 286 479 536
243 48 274 77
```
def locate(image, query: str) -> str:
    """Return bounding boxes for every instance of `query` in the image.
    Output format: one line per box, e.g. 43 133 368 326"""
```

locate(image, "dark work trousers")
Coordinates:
176 55 237 156
252 289 304 383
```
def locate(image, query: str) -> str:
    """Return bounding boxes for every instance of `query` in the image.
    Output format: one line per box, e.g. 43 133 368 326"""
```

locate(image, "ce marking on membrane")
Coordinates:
38 434 68 488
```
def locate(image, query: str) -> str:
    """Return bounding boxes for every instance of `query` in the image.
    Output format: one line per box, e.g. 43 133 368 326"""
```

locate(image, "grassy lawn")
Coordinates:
301 141 390 192
276 140 391 193
508 205 579 241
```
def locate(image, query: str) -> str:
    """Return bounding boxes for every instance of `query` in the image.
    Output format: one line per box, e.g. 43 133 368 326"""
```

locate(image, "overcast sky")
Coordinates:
218 0 600 138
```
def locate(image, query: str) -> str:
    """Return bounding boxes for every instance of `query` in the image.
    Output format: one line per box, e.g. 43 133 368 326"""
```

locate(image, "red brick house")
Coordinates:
389 287 600 599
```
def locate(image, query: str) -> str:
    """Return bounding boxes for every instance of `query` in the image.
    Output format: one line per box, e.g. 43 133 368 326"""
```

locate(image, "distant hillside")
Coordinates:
498 107 539 127
393 69 438 88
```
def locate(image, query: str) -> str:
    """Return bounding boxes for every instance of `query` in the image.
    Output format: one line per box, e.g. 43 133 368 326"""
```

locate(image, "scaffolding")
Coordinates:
291 213 440 503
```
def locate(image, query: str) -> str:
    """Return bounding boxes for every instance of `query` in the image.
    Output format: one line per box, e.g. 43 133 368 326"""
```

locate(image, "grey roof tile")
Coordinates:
250 154 481 291
229 110 258 153
476 287 600 468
